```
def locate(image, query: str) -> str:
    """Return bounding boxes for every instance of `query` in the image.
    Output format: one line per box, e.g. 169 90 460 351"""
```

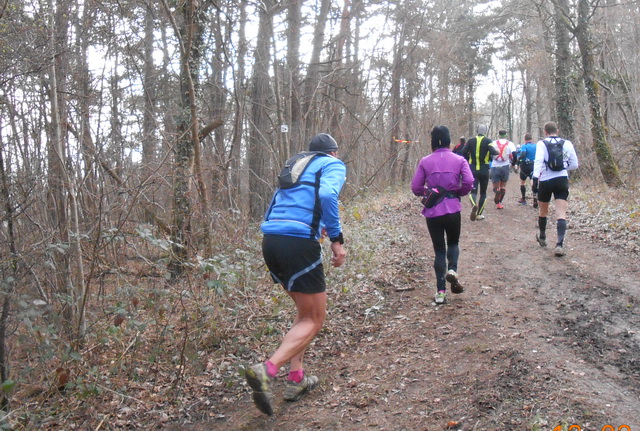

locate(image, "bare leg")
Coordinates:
269 291 326 372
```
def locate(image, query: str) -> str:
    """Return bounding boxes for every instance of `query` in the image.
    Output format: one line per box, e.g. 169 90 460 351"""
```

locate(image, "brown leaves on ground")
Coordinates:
6 181 640 430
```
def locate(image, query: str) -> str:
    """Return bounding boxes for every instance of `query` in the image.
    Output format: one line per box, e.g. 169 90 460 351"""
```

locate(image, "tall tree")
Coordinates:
553 0 575 142
556 0 623 187
248 0 277 218
164 0 208 277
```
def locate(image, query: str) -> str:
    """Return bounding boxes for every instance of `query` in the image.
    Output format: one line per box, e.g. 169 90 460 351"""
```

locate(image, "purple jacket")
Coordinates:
411 148 474 218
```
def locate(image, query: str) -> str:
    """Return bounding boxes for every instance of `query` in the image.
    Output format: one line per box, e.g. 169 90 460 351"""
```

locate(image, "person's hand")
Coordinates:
330 242 346 267
321 228 328 238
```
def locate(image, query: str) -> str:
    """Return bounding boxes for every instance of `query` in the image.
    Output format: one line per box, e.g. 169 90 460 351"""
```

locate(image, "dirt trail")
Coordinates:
179 179 640 431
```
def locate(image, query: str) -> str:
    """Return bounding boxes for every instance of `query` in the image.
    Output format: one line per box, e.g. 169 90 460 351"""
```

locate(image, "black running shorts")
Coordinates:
537 176 570 202
262 234 326 293
519 161 534 180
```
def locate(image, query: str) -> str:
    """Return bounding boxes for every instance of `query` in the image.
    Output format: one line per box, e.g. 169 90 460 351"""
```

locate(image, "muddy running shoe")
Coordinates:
446 270 464 294
496 203 504 209
470 205 478 221
284 374 319 402
533 197 538 209
245 363 274 415
476 214 485 220
555 245 565 257
536 233 547 247
434 291 447 305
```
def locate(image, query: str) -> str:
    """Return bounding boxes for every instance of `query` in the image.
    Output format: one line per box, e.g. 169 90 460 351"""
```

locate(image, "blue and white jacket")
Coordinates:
261 155 346 240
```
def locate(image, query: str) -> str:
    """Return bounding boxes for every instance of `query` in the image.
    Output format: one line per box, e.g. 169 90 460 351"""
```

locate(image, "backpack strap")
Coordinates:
496 140 508 161
309 169 323 238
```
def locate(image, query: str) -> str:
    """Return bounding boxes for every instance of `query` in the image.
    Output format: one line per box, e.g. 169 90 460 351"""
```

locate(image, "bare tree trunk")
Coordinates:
303 0 331 145
248 0 276 218
573 0 622 187
0 135 16 411
228 0 248 211
286 0 303 152
554 0 575 142
163 0 209 276
467 63 475 137
142 1 159 188
48 0 76 330
389 26 405 184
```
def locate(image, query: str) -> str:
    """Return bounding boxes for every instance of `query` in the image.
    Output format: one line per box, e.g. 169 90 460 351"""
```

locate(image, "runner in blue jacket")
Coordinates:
245 133 346 415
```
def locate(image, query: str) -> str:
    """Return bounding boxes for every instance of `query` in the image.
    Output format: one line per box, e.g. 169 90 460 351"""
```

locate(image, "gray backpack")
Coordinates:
278 151 326 189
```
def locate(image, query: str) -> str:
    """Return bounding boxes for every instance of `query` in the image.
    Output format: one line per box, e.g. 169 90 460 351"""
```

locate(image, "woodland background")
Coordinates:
0 0 639 427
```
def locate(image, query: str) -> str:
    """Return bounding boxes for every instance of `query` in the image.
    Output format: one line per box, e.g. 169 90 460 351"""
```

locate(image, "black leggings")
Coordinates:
426 212 461 291
470 169 490 215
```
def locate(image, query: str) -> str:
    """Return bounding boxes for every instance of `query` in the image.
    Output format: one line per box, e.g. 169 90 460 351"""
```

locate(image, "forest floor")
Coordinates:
169 178 640 431
13 177 640 431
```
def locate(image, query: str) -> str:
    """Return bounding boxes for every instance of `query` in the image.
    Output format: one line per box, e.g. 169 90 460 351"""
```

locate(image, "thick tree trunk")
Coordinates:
248 0 276 218
165 0 208 276
48 0 75 329
574 0 622 187
286 0 303 153
302 0 331 144
553 0 575 142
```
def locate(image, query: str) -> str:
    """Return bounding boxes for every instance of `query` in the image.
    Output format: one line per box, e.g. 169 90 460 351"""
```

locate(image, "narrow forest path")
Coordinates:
178 178 640 431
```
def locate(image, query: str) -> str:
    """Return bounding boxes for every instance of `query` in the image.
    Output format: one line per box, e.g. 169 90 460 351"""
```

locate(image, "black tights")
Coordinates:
470 170 490 215
426 212 462 292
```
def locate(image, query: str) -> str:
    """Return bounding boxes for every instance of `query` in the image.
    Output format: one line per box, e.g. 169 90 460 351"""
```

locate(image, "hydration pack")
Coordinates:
543 138 566 171
277 151 326 189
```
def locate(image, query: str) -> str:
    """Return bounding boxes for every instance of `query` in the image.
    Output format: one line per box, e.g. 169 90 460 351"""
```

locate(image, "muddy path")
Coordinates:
177 180 640 431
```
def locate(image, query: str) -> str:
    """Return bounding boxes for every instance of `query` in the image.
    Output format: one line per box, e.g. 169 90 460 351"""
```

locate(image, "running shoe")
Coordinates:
536 233 547 247
284 374 319 402
555 245 565 257
470 205 478 221
496 203 504 209
519 198 526 205
245 363 274 415
434 291 447 305
446 270 464 294
533 197 538 209
476 214 485 220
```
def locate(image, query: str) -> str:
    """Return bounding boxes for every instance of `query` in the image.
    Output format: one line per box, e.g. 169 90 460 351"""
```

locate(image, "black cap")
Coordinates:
309 133 338 153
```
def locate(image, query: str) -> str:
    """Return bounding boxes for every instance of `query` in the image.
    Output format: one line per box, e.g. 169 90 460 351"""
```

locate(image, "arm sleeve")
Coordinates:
458 158 474 196
318 160 347 238
566 141 579 171
411 160 427 196
533 141 545 178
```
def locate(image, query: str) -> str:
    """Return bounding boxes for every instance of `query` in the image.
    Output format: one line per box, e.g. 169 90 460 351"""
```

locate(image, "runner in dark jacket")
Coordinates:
461 124 498 221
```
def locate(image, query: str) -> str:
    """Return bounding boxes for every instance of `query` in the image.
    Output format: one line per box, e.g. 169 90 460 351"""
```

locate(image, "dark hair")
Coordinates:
459 137 466 143
524 132 532 141
431 126 451 151
544 121 558 135
498 129 507 137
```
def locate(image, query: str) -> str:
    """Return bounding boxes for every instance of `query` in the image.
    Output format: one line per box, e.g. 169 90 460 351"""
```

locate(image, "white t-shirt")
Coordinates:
533 136 579 181
490 139 517 167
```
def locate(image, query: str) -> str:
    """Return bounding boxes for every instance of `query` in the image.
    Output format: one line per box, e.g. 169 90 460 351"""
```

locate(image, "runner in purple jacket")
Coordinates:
411 126 475 305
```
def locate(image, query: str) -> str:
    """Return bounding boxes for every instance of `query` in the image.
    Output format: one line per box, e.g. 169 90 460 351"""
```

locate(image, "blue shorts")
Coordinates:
490 165 511 183
262 234 325 293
